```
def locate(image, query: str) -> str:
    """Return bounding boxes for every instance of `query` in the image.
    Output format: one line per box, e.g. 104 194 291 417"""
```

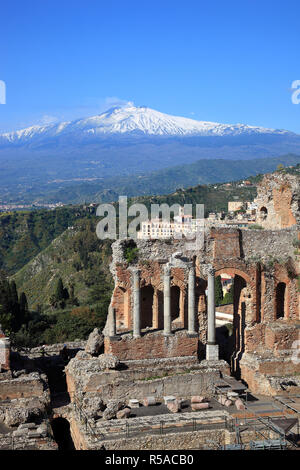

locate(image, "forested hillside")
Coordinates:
0 206 89 274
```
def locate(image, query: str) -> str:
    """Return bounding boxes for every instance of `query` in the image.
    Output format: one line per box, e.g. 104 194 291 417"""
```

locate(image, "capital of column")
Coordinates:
163 265 171 276
207 266 215 277
189 266 195 276
131 267 140 277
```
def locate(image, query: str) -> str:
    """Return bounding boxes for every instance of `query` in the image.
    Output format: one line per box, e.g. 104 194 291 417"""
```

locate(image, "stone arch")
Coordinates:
259 206 268 219
214 267 251 284
214 267 253 378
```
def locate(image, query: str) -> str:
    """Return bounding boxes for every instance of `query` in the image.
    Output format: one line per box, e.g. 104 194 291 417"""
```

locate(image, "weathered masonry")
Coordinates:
103 174 300 395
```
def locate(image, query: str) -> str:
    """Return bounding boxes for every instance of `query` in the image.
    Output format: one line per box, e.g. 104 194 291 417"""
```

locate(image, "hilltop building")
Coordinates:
137 206 204 240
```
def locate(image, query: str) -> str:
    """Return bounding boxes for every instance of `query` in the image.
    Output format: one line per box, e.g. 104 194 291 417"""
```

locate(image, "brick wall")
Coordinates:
104 330 198 361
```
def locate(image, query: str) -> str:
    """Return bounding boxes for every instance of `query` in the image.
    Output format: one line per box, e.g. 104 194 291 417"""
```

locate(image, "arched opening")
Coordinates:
171 286 180 321
276 282 286 319
113 286 129 329
156 289 164 329
51 417 75 450
195 281 207 357
214 269 251 378
260 206 268 220
141 286 154 328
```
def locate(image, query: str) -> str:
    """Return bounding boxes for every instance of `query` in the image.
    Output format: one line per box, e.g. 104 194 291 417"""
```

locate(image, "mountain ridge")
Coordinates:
0 104 296 147
1 104 300 199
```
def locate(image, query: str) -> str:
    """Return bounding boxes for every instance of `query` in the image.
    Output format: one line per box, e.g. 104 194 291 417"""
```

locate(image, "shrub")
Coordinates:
124 246 139 264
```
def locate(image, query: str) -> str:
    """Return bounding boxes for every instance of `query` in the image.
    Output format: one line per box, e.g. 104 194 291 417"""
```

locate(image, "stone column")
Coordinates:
132 269 141 338
108 305 117 337
0 337 10 371
152 288 159 329
163 266 172 336
188 267 196 334
206 267 219 360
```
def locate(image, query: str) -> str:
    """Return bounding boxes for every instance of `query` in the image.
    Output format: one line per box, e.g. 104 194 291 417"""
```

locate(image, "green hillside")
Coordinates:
13 218 113 311
5 218 113 348
0 206 89 274
4 153 300 205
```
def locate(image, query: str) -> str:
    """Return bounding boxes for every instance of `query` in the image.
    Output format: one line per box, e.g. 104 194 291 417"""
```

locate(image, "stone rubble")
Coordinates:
85 328 104 356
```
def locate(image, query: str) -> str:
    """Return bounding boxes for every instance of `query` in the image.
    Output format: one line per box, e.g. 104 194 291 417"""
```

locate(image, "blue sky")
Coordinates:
0 0 300 133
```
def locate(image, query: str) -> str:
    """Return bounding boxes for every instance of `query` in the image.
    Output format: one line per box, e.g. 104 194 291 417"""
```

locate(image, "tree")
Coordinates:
55 278 65 302
19 292 28 313
222 284 233 304
53 278 69 309
9 281 19 308
215 276 223 306
0 306 12 334
10 281 21 330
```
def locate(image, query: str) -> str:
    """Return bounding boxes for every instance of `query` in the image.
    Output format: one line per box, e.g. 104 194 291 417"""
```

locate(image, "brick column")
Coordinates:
163 266 172 336
206 267 219 360
188 267 196 334
132 269 141 338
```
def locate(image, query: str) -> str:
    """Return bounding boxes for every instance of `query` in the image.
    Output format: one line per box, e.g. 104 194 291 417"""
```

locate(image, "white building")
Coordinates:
137 207 204 240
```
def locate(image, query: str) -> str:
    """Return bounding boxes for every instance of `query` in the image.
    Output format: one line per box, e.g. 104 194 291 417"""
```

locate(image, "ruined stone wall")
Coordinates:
105 216 299 394
0 373 46 400
105 331 198 361
215 304 233 315
101 428 226 450
241 229 297 261
66 355 229 403
254 173 299 229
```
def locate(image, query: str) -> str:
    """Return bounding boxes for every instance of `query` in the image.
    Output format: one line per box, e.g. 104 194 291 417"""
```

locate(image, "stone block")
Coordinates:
191 396 205 403
85 328 104 356
235 399 245 410
191 403 209 411
116 408 131 419
206 344 219 361
167 401 180 413
163 396 176 405
143 397 156 406
129 399 140 408
224 399 233 407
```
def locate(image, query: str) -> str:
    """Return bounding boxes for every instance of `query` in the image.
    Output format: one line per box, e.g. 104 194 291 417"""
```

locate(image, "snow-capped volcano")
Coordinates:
0 103 293 146
0 103 299 190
